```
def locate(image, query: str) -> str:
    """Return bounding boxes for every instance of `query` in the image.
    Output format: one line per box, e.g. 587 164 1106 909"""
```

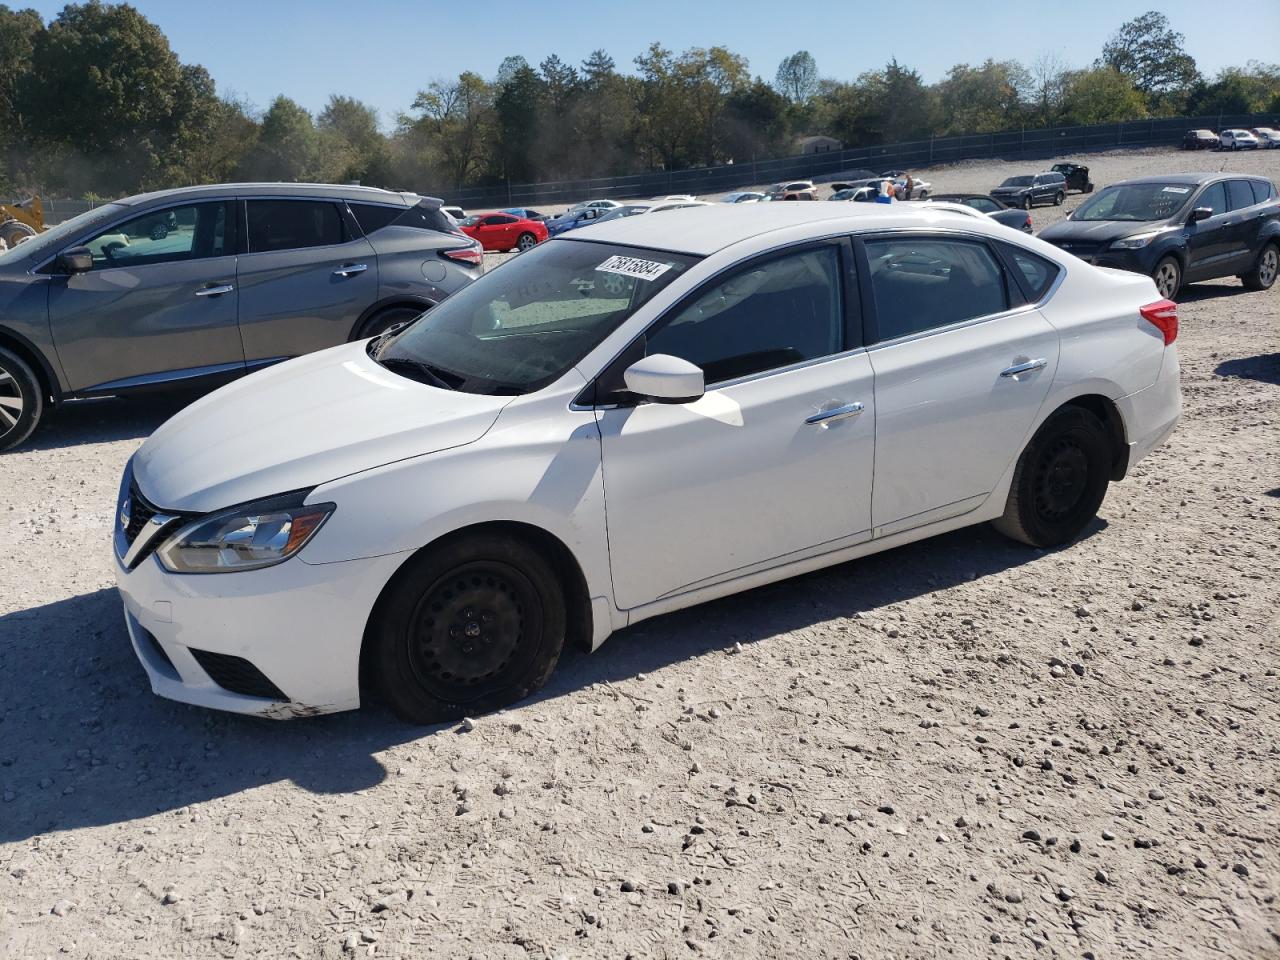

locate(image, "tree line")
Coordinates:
0 3 1277 201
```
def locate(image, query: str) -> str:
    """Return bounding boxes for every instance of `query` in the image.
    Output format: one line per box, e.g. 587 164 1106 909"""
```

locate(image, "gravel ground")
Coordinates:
2 147 1278 959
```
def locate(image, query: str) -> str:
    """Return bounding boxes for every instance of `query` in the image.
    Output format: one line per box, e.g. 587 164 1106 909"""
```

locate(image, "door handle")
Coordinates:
1000 358 1048 378
333 263 368 277
805 401 864 427
194 284 234 297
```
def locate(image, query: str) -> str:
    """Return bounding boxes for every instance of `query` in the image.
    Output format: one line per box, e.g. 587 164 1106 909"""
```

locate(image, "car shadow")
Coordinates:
24 391 209 452
1214 353 1280 387
0 517 1102 843
1176 280 1248 303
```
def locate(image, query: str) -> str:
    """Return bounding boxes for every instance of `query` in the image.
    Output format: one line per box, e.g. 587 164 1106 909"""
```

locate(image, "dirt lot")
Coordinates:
2 147 1278 959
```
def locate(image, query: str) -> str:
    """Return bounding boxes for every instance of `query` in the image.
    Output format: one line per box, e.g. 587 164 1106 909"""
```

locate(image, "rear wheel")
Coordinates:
1241 242 1278 291
992 406 1111 548
1152 256 1181 300
516 232 537 251
0 346 43 452
370 534 566 724
356 304 426 341
1053 191 1064 206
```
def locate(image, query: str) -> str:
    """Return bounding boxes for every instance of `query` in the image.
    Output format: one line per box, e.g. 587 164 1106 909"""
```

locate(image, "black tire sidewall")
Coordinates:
0 346 42 452
517 232 536 250
1245 242 1278 290
371 534 566 724
1012 407 1111 547
357 305 426 341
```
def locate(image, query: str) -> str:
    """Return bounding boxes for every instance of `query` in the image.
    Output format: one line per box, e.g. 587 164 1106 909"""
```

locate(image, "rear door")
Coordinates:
1224 179 1264 271
861 234 1059 533
236 197 378 362
48 200 243 394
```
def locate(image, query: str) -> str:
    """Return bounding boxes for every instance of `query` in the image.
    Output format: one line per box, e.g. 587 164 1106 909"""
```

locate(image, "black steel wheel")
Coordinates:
0 346 42 452
370 534 566 724
992 406 1111 548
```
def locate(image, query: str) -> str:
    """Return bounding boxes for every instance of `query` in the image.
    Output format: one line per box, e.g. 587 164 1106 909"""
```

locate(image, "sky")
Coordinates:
24 0 1280 128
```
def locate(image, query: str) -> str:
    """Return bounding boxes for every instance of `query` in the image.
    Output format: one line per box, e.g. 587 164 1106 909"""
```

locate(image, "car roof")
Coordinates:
569 202 1002 256
117 182 429 207
1109 172 1250 187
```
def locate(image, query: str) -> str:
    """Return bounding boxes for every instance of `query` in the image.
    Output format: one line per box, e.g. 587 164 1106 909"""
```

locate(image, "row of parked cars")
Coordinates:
1183 127 1280 150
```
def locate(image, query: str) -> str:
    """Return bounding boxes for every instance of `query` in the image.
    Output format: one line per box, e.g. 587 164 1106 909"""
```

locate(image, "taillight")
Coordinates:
1140 299 1178 345
441 244 483 266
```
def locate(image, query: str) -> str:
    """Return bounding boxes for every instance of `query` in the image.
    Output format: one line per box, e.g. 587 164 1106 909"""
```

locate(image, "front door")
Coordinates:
473 214 519 251
1184 181 1234 280
48 200 242 394
860 235 1059 532
236 198 378 361
597 242 875 610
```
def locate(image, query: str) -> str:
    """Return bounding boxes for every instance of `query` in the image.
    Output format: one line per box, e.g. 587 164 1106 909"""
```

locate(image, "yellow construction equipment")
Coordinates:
0 196 44 248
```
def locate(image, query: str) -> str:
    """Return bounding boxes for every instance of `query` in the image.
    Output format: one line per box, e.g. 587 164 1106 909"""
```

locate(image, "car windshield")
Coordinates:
1001 176 1033 187
1072 182 1196 222
375 239 699 395
0 202 127 266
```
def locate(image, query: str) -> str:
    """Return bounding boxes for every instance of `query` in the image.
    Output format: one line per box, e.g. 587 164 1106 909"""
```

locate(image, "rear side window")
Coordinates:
865 237 1009 342
1251 180 1275 204
1227 180 1256 211
246 200 346 253
349 202 402 235
1002 245 1060 301
391 200 459 235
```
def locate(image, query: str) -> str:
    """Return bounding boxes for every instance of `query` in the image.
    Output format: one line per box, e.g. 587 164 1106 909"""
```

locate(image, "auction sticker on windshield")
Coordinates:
1161 186 1191 194
596 255 672 281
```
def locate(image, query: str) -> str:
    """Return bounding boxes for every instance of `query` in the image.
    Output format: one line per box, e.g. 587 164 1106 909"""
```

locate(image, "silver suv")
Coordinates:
0 183 483 451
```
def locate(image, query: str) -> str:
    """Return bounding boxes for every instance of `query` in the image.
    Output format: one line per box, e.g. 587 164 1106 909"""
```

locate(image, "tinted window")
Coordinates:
349 202 402 235
965 197 999 213
247 200 345 253
1251 180 1275 204
393 200 459 234
84 202 228 270
1227 180 1256 211
1004 246 1059 301
1002 176 1033 187
866 238 1008 341
646 246 845 385
1196 182 1228 217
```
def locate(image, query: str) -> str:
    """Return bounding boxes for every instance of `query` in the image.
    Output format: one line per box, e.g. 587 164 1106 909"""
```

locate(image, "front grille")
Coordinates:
1048 241 1104 259
124 482 158 545
189 649 288 701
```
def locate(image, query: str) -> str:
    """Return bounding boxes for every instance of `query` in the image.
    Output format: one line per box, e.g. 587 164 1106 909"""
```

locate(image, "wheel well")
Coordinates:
1062 394 1129 480
0 329 56 403
348 298 434 341
358 520 594 689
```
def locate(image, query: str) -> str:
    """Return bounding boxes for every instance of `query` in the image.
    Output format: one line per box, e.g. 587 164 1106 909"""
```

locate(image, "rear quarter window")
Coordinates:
1000 244 1060 302
349 202 403 235
393 201 461 235
1250 180 1275 204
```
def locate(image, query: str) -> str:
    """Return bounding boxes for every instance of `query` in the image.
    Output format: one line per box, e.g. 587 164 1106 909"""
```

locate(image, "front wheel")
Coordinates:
1152 256 1181 300
992 406 1111 548
356 304 426 341
1022 195 1032 210
1053 191 1064 206
917 189 927 200
370 534 566 724
516 232 537 251
1241 242 1278 291
0 346 43 452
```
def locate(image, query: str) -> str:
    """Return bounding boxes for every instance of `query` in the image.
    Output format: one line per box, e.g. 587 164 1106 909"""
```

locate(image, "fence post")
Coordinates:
929 136 934 164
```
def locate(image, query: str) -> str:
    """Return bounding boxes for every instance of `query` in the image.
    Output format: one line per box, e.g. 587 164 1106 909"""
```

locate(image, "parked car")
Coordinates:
594 204 653 223
990 172 1067 209
1038 174 1279 300
596 201 710 221
567 199 622 215
720 192 766 203
649 195 699 203
1220 129 1260 150
114 203 1181 722
1050 163 1093 193
442 205 467 221
0 184 481 452
766 181 818 201
1182 129 1218 150
927 193 1032 232
460 212 549 252
545 207 606 236
879 169 907 178
893 176 931 200
1252 127 1280 148
501 207 551 222
829 186 878 202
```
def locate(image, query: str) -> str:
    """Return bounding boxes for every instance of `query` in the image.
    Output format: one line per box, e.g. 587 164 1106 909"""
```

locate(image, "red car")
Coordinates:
460 212 549 252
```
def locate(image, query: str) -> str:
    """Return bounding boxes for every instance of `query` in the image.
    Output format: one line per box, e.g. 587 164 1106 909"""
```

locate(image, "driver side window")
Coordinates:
1196 182 1228 217
645 245 846 385
83 202 228 270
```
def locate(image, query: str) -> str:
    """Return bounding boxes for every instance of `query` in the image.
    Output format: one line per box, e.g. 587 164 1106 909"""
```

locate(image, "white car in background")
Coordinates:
1220 129 1260 150
1252 127 1280 148
567 199 623 214
442 205 466 221
115 203 1181 723
721 192 766 203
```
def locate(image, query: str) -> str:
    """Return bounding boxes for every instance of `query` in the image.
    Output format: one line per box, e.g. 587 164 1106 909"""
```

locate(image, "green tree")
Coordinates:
493 62 542 182
1059 67 1147 125
936 59 1029 134
1100 11 1198 111
407 72 493 186
775 51 818 104
238 96 322 182
677 46 749 166
318 94 390 184
1187 62 1280 116
722 78 791 162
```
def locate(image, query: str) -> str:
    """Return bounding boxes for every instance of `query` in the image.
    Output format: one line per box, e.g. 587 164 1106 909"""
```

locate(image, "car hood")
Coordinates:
132 341 511 514
1039 219 1169 244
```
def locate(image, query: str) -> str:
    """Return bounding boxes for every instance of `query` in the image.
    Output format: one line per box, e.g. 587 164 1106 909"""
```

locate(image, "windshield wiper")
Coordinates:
378 356 459 390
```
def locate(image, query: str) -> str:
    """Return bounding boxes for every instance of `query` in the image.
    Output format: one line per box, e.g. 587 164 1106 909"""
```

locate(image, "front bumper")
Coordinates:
116 547 411 718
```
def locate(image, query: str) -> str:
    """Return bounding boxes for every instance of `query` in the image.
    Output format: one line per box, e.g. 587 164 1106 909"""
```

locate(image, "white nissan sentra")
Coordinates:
114 203 1181 723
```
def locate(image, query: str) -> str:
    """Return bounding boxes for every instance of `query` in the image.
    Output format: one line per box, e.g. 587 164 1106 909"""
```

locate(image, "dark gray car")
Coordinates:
990 172 1067 209
0 183 482 450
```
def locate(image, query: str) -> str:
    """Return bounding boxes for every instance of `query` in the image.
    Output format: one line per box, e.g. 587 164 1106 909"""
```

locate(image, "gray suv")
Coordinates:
0 183 482 450
990 171 1068 210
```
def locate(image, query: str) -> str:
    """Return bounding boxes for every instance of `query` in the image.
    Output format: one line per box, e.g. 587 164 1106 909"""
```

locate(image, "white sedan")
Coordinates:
114 204 1182 723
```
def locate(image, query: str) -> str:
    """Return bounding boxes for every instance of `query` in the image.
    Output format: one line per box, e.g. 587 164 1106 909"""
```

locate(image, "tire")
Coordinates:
0 346 44 452
917 190 928 200
1022 194 1032 210
370 534 567 724
1054 191 1064 206
1152 256 1181 300
516 232 537 252
0 220 37 248
992 406 1111 549
1241 242 1279 291
356 304 426 341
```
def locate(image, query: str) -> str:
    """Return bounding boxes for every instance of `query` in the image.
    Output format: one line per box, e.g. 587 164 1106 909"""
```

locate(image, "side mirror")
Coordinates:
56 246 93 274
1189 207 1213 224
623 353 704 404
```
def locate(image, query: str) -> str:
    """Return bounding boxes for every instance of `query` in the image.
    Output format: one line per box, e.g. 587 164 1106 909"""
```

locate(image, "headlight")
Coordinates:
1111 233 1158 249
156 491 334 574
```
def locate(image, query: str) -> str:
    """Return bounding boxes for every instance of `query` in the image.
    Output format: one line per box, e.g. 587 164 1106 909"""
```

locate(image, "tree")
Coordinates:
1100 11 1198 108
407 72 493 186
722 78 790 161
1028 51 1070 126
318 94 389 184
936 59 1029 134
238 96 323 182
1188 62 1280 117
493 61 542 182
1059 67 1147 125
775 51 818 104
677 46 749 165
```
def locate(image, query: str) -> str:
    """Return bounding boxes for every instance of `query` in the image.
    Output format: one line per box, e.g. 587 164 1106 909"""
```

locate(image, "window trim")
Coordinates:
345 200 405 238
855 230 1025 348
583 236 860 407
